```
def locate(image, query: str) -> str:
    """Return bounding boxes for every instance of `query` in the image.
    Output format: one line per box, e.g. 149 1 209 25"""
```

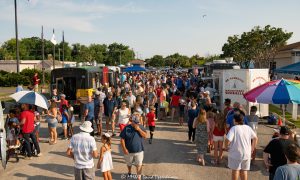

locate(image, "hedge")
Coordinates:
0 69 50 87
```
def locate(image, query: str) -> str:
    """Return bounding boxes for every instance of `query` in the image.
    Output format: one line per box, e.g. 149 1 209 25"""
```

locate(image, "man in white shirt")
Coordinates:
127 90 136 109
225 113 258 180
67 121 98 180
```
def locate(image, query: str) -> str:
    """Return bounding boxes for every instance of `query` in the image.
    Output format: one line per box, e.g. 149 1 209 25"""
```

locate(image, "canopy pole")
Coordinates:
283 107 286 126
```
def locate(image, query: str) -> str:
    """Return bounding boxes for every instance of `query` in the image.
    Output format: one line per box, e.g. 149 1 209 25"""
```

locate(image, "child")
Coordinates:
97 133 113 180
179 96 186 126
67 105 75 138
7 109 20 148
32 105 41 142
61 104 69 140
146 106 157 144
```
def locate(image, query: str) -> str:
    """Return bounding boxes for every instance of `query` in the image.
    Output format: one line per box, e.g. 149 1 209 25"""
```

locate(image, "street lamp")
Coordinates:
14 0 20 73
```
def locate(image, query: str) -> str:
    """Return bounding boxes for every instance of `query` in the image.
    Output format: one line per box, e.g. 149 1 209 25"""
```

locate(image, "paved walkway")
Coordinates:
0 118 277 180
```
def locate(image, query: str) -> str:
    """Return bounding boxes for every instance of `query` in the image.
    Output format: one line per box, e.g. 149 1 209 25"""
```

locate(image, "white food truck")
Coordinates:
212 68 269 117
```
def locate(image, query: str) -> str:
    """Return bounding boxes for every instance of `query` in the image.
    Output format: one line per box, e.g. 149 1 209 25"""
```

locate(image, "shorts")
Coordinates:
213 135 224 142
119 124 127 132
62 123 68 129
179 110 185 117
124 151 144 166
228 157 251 171
34 84 38 92
74 167 95 180
171 105 178 109
149 126 155 132
105 114 115 123
48 121 58 128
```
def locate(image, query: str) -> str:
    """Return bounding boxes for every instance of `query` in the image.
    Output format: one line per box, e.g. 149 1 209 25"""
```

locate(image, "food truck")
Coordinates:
213 68 269 117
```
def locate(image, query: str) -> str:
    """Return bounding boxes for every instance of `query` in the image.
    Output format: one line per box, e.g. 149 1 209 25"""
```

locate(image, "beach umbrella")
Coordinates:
0 101 7 169
243 79 300 124
10 91 49 109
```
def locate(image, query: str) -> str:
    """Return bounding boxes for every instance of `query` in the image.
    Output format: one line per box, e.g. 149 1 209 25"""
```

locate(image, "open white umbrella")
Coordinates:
10 91 49 109
0 101 7 169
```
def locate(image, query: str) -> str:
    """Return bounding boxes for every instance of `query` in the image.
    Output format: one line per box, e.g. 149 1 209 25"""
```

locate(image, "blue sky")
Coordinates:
0 0 299 59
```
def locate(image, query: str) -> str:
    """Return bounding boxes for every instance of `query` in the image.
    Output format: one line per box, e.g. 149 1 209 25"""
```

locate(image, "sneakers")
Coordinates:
62 137 69 140
36 153 42 157
24 156 32 160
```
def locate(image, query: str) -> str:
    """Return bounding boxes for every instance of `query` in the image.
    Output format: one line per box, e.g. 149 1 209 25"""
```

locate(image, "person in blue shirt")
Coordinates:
84 96 95 136
226 108 245 130
120 113 147 180
103 92 117 136
61 104 69 140
16 84 23 92
187 101 199 143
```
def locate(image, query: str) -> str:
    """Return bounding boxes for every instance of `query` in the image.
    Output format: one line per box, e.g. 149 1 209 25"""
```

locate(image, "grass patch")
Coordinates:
269 104 300 128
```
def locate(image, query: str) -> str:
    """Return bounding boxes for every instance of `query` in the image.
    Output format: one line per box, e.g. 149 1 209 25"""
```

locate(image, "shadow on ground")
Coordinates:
14 173 68 180
29 163 74 178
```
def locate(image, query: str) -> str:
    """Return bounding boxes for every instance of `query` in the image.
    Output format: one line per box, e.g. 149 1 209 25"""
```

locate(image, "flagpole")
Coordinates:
53 29 55 69
42 25 45 89
62 31 65 67
14 0 20 73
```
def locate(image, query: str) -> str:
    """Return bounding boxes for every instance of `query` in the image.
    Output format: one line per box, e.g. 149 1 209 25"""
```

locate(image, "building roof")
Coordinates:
279 41 300 51
129 59 146 65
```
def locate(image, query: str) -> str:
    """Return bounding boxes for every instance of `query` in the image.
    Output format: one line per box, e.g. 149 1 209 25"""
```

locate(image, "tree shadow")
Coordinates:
14 173 68 180
29 163 74 178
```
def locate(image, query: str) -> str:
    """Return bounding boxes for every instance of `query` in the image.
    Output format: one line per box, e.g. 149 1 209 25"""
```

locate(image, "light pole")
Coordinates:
14 0 20 73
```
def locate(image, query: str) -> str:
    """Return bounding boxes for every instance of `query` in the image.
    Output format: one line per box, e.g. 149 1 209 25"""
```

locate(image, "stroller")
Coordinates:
18 131 37 157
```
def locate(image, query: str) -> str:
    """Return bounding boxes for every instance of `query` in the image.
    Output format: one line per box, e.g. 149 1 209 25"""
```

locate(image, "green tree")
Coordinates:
145 55 165 67
222 25 292 68
89 44 107 64
106 43 134 65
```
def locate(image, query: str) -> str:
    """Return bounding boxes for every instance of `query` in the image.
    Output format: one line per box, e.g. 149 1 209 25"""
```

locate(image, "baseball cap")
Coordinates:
132 113 140 124
280 126 290 135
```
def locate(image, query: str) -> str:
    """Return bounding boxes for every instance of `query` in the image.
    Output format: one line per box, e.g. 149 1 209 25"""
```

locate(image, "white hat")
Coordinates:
204 90 210 95
95 91 101 95
103 133 111 138
79 121 93 133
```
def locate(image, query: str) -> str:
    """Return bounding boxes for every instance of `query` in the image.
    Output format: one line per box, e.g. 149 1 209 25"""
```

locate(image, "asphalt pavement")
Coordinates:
0 117 275 180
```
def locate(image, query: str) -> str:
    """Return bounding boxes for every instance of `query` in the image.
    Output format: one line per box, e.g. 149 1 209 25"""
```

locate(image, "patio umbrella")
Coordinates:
10 91 49 109
243 79 300 125
0 101 7 169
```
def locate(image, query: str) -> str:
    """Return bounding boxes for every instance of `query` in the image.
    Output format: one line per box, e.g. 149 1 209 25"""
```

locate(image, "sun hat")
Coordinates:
79 121 93 133
103 132 111 138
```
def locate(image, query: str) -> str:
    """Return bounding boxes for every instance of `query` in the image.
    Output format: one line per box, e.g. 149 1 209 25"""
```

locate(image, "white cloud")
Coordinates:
0 0 146 33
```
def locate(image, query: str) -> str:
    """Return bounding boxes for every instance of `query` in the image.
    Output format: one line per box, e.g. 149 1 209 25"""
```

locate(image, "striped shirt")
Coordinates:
68 132 97 169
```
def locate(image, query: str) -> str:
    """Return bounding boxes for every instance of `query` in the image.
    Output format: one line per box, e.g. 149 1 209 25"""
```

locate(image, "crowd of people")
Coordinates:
5 70 300 180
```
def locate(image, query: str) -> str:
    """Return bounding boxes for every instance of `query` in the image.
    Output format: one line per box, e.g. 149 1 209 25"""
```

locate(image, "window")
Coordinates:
291 51 300 56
